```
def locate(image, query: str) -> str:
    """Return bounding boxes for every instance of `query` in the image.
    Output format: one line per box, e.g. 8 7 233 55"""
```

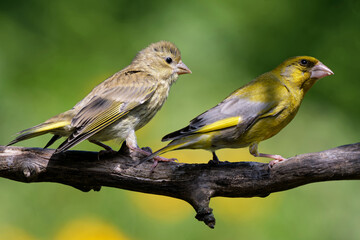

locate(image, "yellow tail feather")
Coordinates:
155 141 187 156
8 121 70 146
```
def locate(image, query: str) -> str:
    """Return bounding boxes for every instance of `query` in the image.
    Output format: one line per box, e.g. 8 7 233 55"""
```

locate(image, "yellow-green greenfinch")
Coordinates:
8 41 191 158
143 56 333 167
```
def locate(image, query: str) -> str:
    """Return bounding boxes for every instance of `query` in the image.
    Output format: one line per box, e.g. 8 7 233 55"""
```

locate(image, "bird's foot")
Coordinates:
89 140 117 159
208 152 220 165
130 147 177 170
151 155 178 170
266 155 287 168
207 159 230 165
98 148 117 160
208 159 220 165
249 144 287 168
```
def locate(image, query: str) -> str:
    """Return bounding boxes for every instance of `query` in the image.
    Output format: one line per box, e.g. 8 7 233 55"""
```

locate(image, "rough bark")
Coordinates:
0 143 359 228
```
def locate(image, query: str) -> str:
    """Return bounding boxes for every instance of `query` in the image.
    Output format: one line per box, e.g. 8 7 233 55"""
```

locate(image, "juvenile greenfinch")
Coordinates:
8 41 191 159
143 56 333 167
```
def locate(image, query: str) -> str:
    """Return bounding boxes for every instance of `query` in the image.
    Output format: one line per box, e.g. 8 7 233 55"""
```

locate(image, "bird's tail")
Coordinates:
7 120 70 146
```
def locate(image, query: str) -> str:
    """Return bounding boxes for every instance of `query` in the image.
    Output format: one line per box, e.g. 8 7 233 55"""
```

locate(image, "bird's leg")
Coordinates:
89 140 114 152
44 135 61 149
259 153 287 168
89 140 117 160
249 143 287 168
208 151 220 165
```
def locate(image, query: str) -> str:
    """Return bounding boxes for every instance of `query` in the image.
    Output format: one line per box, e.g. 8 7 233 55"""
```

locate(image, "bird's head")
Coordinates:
132 41 191 82
275 56 334 93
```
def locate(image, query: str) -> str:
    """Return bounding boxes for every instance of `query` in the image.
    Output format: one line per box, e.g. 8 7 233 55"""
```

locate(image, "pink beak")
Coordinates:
310 62 334 79
176 61 192 75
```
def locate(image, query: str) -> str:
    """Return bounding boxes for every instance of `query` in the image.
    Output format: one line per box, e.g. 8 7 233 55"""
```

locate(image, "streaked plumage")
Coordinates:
8 41 191 155
143 56 333 167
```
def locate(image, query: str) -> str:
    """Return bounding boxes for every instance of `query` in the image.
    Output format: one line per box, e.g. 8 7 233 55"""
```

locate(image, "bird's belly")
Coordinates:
174 129 250 152
208 128 250 150
207 107 299 150
238 107 299 144
89 117 137 142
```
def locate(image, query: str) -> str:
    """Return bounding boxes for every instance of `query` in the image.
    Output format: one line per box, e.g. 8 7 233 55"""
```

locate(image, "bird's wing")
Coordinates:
163 77 289 141
56 71 157 152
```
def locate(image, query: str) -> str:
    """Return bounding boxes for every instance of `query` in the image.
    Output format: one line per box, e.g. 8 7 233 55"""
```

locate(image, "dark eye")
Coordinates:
165 57 173 64
300 59 308 66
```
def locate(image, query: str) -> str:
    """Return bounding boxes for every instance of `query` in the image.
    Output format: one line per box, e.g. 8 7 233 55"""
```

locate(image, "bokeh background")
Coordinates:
1 0 359 239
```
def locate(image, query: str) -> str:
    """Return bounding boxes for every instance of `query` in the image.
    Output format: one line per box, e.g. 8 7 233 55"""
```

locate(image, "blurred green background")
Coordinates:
1 0 359 239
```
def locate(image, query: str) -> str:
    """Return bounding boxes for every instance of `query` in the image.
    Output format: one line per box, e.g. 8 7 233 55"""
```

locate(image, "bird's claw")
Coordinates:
208 159 230 165
151 156 178 171
98 149 117 160
208 159 220 165
154 156 178 162
133 147 177 170
268 156 287 168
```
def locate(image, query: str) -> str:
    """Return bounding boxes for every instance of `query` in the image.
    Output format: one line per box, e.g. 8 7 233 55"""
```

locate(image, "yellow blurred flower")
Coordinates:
54 217 130 240
212 194 281 222
128 192 191 222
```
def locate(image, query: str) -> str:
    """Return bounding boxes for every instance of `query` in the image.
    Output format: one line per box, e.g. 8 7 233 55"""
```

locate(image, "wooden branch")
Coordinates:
1 143 360 228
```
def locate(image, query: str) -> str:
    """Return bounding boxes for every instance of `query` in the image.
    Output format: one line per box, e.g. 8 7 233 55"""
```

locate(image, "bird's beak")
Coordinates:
176 61 192 75
310 62 334 79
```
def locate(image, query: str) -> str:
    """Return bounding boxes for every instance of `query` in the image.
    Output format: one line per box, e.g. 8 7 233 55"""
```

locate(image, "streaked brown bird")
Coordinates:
8 41 191 158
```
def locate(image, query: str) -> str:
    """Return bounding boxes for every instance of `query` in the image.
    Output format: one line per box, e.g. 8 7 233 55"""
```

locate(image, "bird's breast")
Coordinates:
89 82 172 142
240 95 302 144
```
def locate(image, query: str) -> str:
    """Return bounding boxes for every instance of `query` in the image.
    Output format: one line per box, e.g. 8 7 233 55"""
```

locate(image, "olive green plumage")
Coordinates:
145 56 334 166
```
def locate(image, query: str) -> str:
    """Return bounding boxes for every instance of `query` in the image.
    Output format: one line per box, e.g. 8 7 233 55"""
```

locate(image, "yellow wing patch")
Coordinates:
82 103 128 134
38 121 70 132
195 116 241 133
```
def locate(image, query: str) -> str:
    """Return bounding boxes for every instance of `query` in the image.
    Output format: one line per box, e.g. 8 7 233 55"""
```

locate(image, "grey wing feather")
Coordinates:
163 74 289 141
162 96 277 141
193 97 275 128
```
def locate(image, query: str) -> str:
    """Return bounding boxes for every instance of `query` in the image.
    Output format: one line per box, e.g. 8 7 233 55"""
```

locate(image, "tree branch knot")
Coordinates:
20 161 41 181
195 207 215 228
